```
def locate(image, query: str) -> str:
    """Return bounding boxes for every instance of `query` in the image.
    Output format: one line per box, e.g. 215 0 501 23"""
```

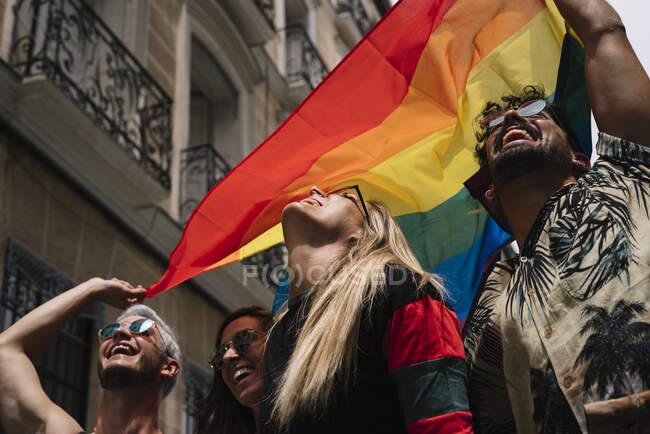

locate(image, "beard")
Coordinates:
98 355 163 391
490 139 573 192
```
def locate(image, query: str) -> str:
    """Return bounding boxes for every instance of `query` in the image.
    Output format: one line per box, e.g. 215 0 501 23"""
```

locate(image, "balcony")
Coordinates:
333 0 376 47
8 0 172 189
285 26 329 106
220 0 275 45
179 144 231 223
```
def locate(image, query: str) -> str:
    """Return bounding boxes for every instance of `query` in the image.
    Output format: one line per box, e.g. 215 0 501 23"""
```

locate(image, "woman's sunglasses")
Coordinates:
327 185 370 224
480 98 547 130
210 329 267 370
98 318 155 343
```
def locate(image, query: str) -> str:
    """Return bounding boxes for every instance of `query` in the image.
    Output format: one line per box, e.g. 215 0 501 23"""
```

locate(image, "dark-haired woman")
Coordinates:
195 306 273 434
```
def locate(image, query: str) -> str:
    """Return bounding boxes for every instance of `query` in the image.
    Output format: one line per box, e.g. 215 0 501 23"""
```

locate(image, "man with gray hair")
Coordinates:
0 277 181 434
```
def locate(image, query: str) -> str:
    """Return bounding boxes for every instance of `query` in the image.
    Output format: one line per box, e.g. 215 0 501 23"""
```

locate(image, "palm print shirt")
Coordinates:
464 133 650 433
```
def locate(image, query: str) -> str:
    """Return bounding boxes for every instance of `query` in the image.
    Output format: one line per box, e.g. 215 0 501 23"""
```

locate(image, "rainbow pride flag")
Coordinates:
148 0 589 319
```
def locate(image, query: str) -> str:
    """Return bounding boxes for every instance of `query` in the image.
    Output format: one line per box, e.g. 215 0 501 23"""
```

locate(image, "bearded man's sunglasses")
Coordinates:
210 329 267 370
98 318 155 343
480 98 547 130
327 185 370 225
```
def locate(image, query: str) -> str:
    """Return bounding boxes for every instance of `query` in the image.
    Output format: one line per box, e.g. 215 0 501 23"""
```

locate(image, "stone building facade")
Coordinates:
0 0 387 432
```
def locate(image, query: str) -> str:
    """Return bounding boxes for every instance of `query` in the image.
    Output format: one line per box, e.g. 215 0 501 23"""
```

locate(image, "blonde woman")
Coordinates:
259 186 473 433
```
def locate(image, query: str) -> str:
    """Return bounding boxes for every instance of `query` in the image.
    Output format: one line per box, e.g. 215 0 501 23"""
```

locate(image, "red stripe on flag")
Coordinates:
148 0 456 295
382 296 465 372
406 411 473 434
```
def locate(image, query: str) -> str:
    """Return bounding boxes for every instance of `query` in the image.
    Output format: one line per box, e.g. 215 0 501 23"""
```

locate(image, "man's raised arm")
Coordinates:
0 278 145 434
555 0 650 146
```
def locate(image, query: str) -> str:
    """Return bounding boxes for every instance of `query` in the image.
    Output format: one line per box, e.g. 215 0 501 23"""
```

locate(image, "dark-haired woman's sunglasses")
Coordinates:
210 329 267 370
480 98 547 130
98 318 154 343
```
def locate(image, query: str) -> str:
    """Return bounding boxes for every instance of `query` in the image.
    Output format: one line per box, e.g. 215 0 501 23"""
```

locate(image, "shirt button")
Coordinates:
520 256 528 263
528 289 536 296
544 328 552 339
563 376 573 388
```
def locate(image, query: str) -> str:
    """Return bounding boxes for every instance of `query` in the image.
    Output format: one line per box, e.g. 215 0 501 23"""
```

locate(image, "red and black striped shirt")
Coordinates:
260 264 473 433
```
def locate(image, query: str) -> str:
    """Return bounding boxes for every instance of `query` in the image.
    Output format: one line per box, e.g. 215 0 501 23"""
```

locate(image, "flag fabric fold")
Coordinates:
148 0 589 319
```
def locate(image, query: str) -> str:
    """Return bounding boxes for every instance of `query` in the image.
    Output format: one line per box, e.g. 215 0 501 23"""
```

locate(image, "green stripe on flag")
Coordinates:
554 32 591 155
396 188 488 270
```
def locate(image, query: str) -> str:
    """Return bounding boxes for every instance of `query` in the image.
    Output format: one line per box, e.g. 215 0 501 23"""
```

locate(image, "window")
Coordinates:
179 38 240 222
190 37 240 153
0 238 102 429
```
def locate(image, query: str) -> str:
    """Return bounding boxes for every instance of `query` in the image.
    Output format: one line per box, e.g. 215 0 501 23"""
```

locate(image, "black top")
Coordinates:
259 265 450 434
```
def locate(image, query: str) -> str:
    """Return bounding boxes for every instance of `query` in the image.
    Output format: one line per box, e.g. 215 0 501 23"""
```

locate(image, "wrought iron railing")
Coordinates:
334 0 375 35
254 0 275 30
285 26 328 90
243 243 288 289
179 144 231 223
9 0 173 189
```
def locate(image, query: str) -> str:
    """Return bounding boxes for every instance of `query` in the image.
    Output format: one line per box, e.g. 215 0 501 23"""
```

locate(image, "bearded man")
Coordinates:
463 0 650 432
0 278 181 434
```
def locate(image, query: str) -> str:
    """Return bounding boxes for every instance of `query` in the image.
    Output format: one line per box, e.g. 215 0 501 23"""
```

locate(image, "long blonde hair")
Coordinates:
271 201 445 428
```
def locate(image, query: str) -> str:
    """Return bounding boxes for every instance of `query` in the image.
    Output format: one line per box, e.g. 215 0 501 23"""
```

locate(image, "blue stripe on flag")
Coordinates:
431 218 510 319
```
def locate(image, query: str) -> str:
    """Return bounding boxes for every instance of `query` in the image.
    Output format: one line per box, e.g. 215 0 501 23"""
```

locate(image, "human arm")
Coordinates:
584 390 650 434
0 278 145 434
382 283 473 433
553 0 650 146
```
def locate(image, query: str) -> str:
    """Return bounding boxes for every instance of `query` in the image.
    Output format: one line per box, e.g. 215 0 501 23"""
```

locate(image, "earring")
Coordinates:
485 189 495 201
